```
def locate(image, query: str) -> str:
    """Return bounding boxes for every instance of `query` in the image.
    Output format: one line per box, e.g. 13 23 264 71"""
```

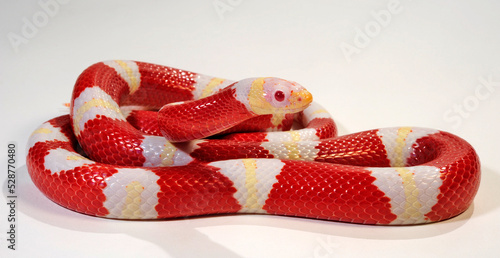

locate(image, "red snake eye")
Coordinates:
274 90 285 102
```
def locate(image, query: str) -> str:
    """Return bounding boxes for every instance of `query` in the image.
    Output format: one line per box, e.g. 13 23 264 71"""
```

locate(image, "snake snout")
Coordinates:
288 87 313 112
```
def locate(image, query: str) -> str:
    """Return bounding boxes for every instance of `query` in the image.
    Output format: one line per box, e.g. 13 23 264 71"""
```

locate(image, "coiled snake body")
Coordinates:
26 61 480 225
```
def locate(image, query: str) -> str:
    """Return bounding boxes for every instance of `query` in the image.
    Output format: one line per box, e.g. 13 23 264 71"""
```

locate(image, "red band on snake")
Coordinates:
26 60 480 225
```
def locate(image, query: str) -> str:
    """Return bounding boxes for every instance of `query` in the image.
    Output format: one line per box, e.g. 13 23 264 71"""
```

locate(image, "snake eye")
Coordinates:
274 90 285 102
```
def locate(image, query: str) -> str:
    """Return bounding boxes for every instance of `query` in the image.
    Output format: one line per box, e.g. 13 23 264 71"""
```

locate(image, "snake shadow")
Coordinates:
12 164 499 257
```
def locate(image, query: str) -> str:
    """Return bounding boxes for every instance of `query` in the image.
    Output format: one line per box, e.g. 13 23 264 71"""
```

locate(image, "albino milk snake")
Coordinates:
26 60 480 225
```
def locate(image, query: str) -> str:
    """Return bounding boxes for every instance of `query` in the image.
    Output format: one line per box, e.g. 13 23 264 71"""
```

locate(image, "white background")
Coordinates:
1 0 499 257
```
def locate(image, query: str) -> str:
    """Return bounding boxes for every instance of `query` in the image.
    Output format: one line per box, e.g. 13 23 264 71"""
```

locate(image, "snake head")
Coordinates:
234 77 313 115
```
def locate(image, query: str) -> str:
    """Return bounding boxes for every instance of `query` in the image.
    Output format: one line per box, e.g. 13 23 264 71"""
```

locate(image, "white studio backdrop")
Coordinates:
1 0 499 257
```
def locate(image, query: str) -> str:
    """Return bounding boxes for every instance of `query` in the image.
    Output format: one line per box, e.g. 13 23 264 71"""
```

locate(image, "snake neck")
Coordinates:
158 86 256 142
